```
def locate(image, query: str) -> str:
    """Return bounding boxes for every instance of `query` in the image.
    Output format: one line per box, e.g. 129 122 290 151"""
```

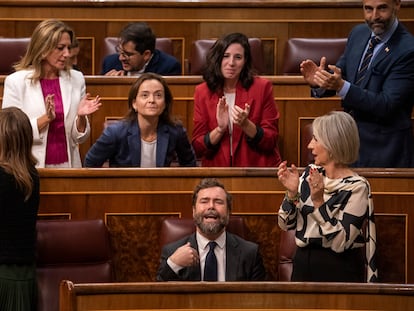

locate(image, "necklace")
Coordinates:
141 132 157 142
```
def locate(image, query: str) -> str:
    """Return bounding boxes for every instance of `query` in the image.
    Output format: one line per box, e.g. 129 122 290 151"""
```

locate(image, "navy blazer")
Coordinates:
317 23 414 167
156 231 266 281
101 49 182 75
84 120 196 167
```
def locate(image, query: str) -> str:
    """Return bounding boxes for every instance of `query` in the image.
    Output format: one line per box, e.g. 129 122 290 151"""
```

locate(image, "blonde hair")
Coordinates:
14 19 74 82
312 111 360 165
0 107 38 201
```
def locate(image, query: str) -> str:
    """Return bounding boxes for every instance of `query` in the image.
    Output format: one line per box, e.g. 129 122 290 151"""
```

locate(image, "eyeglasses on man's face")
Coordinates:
116 45 140 59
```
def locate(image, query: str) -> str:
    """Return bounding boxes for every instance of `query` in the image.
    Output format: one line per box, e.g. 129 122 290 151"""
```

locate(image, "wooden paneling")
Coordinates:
38 168 414 284
0 1 413 74
59 281 414 311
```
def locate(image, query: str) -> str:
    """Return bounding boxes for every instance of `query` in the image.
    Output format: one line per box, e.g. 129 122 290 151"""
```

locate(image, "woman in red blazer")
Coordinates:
192 32 281 167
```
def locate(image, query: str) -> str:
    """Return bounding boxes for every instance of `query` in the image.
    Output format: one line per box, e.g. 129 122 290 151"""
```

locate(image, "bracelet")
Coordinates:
285 191 301 205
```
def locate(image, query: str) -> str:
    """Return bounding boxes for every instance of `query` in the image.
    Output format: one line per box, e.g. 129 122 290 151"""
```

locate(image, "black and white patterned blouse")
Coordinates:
278 164 377 282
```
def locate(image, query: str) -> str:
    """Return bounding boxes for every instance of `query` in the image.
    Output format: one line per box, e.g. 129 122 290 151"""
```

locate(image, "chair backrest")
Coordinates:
188 38 265 75
0 37 30 75
278 229 297 281
36 219 113 311
159 216 249 248
282 38 347 75
102 37 174 63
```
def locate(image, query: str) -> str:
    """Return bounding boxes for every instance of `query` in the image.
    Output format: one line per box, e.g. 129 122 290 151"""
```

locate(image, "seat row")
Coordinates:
36 217 295 311
0 36 347 75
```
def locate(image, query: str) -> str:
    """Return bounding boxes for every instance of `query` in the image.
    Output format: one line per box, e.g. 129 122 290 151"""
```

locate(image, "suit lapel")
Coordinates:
156 124 169 167
231 85 250 157
349 34 371 83
26 77 47 116
225 232 240 281
180 234 202 280
353 24 402 85
128 122 141 166
369 26 400 72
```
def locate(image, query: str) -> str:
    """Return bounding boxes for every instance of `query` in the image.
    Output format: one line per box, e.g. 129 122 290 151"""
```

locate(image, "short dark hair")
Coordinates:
191 178 232 211
120 22 156 54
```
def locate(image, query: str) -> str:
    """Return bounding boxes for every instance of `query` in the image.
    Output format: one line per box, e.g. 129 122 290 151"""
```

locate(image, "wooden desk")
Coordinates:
38 168 414 284
59 281 414 311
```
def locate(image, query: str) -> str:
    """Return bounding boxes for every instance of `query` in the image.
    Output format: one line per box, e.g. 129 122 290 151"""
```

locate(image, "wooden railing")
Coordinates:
59 280 414 311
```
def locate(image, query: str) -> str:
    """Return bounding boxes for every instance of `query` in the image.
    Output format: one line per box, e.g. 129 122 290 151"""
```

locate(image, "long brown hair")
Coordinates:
0 107 38 201
14 19 74 82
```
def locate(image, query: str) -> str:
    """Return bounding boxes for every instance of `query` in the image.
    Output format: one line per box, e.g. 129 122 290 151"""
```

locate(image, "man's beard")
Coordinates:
194 210 229 236
366 15 395 35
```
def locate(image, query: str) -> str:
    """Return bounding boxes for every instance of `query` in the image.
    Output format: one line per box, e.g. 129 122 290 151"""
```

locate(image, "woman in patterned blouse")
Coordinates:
277 111 377 282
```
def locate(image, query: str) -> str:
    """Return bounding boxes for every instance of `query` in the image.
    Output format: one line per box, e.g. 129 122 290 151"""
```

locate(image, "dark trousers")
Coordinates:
292 244 365 282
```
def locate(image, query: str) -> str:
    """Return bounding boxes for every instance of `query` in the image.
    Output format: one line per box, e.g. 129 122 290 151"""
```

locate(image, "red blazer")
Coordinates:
192 77 281 167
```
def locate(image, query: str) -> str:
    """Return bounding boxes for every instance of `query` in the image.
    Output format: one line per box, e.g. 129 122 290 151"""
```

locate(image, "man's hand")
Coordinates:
314 65 344 92
104 69 125 76
300 57 326 87
169 242 199 267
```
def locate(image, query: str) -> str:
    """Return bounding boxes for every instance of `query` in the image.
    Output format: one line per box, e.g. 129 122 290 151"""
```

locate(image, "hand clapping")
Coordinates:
232 103 250 127
277 160 299 194
45 94 56 121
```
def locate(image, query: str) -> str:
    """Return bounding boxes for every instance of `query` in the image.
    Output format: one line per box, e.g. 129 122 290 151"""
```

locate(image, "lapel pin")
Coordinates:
385 47 390 52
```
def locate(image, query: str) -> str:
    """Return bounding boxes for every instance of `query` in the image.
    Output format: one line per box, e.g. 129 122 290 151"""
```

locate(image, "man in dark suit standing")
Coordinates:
101 22 181 76
156 178 266 281
300 0 414 168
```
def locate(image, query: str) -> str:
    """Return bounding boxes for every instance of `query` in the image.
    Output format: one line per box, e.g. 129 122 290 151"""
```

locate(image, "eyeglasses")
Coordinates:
115 46 139 59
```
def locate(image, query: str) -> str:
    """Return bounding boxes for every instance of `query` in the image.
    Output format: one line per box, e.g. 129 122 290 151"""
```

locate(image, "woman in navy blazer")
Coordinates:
85 73 196 167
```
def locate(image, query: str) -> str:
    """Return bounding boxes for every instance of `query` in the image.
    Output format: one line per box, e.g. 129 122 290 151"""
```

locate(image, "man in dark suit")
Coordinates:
300 0 414 168
156 178 266 281
101 22 181 76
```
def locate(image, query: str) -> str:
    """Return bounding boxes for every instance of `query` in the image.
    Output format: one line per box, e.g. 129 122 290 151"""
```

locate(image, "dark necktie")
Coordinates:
355 36 381 85
204 241 217 281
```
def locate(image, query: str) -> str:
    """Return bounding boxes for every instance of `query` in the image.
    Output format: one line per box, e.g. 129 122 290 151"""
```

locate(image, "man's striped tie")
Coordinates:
355 36 381 85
